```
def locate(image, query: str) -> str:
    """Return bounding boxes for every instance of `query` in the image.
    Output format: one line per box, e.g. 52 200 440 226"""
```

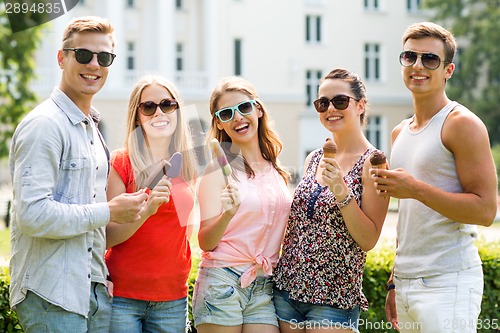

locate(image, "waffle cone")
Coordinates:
323 150 336 159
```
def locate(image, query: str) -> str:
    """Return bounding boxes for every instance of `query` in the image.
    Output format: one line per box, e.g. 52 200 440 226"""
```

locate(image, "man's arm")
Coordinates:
374 108 497 226
439 106 497 225
12 115 147 239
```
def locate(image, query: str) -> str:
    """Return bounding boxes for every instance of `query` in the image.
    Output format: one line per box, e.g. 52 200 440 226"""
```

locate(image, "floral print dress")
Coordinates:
273 147 376 311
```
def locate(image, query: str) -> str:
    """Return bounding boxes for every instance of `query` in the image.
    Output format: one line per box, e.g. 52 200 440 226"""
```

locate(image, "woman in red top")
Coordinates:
105 75 198 333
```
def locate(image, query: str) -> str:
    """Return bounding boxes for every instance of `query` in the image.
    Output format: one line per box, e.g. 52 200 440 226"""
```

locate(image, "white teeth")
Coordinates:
152 122 168 127
82 74 98 80
327 116 342 121
235 124 248 130
412 76 427 80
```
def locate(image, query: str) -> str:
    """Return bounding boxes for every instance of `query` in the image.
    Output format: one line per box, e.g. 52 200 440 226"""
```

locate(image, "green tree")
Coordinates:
0 9 43 158
423 0 500 144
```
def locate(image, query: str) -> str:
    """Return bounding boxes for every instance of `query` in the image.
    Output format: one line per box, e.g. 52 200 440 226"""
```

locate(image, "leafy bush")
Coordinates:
188 250 201 333
0 268 22 333
360 239 500 333
360 240 396 332
476 239 500 333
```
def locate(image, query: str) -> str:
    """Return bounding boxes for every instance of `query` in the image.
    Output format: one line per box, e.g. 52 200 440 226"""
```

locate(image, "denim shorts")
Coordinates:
192 266 278 327
273 288 360 332
109 296 187 333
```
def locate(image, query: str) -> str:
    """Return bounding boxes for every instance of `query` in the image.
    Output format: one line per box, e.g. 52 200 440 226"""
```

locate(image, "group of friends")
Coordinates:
7 15 497 333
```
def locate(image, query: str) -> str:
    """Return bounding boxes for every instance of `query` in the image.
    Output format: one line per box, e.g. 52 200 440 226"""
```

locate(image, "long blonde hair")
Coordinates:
124 75 198 189
207 76 290 184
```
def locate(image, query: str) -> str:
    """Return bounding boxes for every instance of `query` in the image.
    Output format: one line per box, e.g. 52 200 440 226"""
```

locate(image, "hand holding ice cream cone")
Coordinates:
370 151 387 170
370 150 388 196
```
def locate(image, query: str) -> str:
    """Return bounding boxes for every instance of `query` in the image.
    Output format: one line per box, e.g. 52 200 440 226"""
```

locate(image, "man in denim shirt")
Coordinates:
9 16 149 333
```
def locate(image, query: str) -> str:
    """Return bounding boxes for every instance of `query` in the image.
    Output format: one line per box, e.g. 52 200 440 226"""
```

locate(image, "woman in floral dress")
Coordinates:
273 68 390 333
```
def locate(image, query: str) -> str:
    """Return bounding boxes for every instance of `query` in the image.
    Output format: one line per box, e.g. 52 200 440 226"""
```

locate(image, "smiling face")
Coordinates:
317 78 364 133
401 37 454 97
58 32 113 112
215 91 262 146
137 83 178 144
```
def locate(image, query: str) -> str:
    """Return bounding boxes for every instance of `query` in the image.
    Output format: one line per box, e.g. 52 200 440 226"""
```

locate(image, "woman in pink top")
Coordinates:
193 76 292 333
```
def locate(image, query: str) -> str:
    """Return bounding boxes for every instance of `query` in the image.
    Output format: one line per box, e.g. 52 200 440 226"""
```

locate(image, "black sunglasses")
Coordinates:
214 100 257 122
139 99 178 116
313 94 358 113
63 48 116 67
399 51 445 70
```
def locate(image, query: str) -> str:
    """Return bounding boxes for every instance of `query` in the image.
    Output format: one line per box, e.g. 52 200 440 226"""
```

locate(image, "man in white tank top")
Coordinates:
371 22 497 333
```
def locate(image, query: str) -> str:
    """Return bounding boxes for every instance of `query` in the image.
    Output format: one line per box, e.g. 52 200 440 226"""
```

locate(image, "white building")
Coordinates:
30 0 428 180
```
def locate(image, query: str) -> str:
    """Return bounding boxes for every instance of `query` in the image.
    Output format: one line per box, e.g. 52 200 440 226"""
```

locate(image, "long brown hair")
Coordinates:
207 76 290 184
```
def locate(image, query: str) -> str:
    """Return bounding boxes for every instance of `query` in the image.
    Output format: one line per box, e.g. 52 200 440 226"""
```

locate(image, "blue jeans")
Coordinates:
109 296 187 333
16 282 112 333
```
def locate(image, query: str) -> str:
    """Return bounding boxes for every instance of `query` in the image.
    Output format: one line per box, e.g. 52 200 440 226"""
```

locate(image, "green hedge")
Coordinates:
0 267 22 333
1 241 499 333
360 239 500 333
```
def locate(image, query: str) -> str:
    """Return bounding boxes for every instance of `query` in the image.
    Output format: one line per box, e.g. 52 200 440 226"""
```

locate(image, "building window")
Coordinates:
234 39 242 76
306 15 322 43
306 70 322 107
176 43 183 71
365 115 386 150
176 0 183 9
364 43 381 81
127 42 135 70
407 0 421 13
364 0 380 11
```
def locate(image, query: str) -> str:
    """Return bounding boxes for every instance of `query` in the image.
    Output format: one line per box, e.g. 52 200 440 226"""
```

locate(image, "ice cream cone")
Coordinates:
370 151 387 169
323 137 337 159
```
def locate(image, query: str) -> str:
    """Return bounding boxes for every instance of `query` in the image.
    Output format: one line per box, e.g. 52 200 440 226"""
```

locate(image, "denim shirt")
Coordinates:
9 87 110 317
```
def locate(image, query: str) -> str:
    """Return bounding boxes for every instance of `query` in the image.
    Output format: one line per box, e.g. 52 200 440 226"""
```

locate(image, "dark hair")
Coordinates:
321 68 368 126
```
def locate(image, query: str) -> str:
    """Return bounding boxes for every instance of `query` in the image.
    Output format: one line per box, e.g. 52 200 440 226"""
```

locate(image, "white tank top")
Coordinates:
391 101 481 278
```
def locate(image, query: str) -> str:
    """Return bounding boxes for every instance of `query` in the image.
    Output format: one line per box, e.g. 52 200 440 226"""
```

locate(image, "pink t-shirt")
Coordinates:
201 167 292 288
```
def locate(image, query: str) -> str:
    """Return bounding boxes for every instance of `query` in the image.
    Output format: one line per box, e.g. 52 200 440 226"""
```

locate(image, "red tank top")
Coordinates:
105 149 193 301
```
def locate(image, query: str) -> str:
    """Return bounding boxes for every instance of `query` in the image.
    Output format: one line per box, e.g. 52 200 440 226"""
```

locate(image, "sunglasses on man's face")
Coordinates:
313 94 358 113
399 51 445 70
214 100 257 123
139 99 178 116
63 48 116 67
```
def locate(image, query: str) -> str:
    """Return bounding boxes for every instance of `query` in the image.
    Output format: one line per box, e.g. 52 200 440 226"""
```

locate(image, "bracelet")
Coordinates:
387 283 395 291
337 190 354 209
